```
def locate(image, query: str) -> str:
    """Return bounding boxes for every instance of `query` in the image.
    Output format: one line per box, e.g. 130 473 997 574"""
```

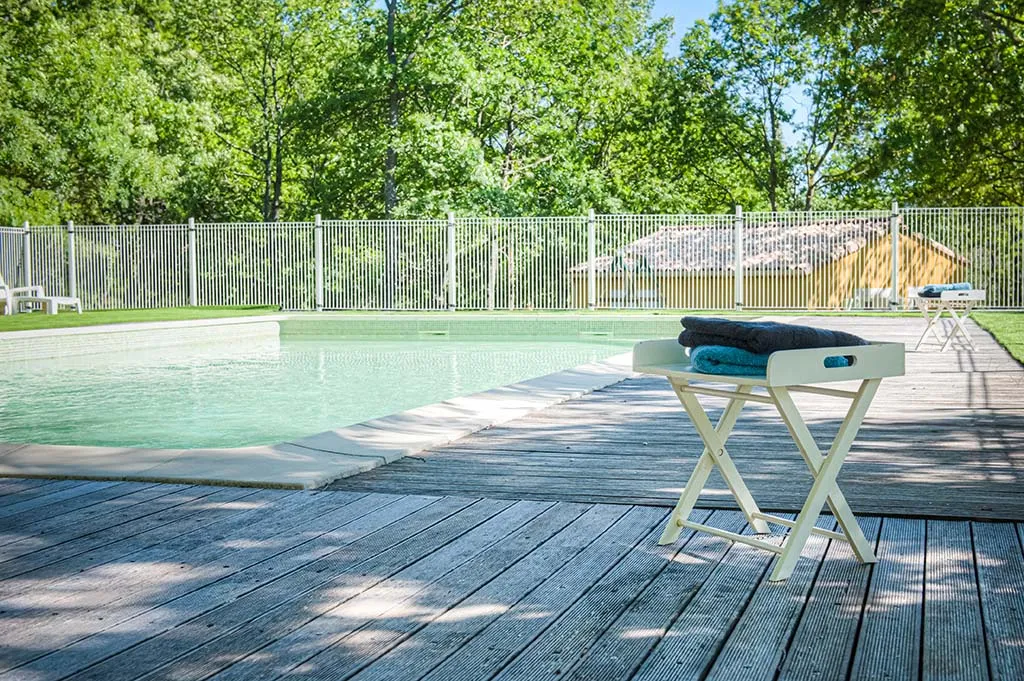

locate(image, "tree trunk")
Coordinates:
382 0 400 307
804 171 815 211
271 123 284 222
384 0 399 218
767 105 780 212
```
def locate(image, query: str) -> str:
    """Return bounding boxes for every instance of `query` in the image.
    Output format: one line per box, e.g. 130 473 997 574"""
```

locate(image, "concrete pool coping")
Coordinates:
0 318 635 487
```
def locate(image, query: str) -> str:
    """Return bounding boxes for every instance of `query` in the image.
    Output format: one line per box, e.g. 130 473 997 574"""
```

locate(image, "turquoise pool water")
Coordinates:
0 337 631 449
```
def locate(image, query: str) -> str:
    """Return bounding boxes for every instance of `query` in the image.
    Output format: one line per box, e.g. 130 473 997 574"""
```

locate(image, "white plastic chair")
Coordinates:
0 271 81 315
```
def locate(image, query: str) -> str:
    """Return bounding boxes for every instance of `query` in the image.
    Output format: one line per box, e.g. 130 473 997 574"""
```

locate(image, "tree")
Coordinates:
675 0 808 212
802 0 1024 205
177 0 349 222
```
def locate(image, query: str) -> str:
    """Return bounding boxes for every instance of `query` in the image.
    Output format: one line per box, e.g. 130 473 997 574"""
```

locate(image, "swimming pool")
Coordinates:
1 335 631 449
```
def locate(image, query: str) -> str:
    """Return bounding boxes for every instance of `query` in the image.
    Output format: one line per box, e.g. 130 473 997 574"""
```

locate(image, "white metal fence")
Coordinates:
3 206 1022 311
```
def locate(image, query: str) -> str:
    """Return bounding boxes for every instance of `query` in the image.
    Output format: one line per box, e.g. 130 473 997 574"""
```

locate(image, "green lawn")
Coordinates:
0 306 279 332
0 305 927 334
974 312 1024 364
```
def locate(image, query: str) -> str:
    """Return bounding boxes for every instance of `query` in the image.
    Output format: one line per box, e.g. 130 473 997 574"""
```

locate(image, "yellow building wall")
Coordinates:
572 233 964 309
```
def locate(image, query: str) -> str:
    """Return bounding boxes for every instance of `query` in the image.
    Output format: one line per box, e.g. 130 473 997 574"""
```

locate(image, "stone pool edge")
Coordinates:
0 352 634 489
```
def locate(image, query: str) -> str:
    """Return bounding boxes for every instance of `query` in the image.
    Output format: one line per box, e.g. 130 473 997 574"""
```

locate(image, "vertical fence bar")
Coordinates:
187 217 198 306
587 209 596 310
21 221 31 290
889 200 900 309
446 212 457 310
66 220 77 299
314 214 324 311
733 205 744 310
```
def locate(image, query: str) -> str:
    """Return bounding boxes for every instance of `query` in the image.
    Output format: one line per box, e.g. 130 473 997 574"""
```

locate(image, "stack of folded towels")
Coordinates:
678 316 868 376
918 282 972 298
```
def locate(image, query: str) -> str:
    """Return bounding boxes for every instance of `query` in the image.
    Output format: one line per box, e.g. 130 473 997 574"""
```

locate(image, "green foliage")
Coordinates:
0 0 1021 225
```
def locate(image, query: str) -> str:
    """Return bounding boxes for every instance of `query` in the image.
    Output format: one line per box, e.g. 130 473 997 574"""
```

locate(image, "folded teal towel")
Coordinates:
689 345 850 377
919 282 972 298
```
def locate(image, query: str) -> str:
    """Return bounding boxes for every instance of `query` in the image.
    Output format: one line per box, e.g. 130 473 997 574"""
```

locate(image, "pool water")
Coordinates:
0 337 631 449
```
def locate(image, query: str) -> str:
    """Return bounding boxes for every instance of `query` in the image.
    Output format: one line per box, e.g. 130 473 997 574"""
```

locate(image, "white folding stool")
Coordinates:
911 290 986 352
633 340 904 582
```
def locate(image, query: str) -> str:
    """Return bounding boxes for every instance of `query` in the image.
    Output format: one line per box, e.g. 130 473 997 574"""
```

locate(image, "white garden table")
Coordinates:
910 290 986 352
633 339 905 581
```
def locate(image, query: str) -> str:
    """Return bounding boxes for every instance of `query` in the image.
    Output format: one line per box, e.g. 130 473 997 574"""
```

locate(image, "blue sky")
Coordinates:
651 0 719 52
650 0 809 130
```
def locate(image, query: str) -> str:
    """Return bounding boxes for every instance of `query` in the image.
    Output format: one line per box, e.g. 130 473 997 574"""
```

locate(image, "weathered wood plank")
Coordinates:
412 505 667 681
562 511 744 681
0 482 160 527
489 512 711 681
0 480 1020 681
0 482 191 547
0 484 217 569
0 481 114 520
849 517 925 681
134 498 517 681
0 478 68 501
0 488 315 670
330 469 1024 521
24 493 444 681
206 500 570 681
776 517 882 681
923 520 990 681
0 487 300 598
349 504 638 681
698 517 833 681
974 522 1024 681
300 501 603 681
630 527 778 681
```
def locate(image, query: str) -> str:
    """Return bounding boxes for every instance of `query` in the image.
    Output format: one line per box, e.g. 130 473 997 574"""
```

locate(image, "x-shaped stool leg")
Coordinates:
659 383 769 545
658 377 880 582
914 301 947 351
941 304 977 352
768 381 879 580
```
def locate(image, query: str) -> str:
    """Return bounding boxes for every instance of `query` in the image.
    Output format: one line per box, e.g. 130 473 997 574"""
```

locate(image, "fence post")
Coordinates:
587 209 596 310
446 212 456 311
66 220 77 299
187 217 198 306
889 200 900 310
21 221 31 290
314 214 324 311
734 205 744 310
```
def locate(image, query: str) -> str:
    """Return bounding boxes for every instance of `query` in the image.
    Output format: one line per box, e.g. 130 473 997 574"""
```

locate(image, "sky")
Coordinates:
651 0 810 131
650 0 719 52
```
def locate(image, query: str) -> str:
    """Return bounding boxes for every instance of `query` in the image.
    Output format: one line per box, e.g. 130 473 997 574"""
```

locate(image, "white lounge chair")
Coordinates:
0 272 82 315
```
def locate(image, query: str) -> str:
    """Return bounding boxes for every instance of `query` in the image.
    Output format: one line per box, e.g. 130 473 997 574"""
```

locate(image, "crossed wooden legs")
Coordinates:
914 302 977 352
660 378 880 582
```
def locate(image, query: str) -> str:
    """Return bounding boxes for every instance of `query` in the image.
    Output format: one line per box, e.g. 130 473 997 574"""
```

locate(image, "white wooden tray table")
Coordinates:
632 339 905 581
910 290 986 352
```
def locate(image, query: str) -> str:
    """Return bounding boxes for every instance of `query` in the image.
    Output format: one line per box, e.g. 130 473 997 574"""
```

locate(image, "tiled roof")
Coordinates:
575 218 957 274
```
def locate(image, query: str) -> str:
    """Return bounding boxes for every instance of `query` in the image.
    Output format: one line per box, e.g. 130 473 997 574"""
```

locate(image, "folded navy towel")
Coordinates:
678 316 867 354
689 345 851 377
918 282 972 298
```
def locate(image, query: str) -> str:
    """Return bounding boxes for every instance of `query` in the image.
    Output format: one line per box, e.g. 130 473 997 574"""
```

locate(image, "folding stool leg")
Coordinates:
767 379 881 581
770 384 877 565
666 382 770 538
660 383 768 544
914 305 941 350
660 383 756 544
943 306 976 351
659 451 714 545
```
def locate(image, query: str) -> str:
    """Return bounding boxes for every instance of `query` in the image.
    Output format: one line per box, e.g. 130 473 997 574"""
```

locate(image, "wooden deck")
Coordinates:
2 315 1023 679
0 478 1022 681
330 317 1024 520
